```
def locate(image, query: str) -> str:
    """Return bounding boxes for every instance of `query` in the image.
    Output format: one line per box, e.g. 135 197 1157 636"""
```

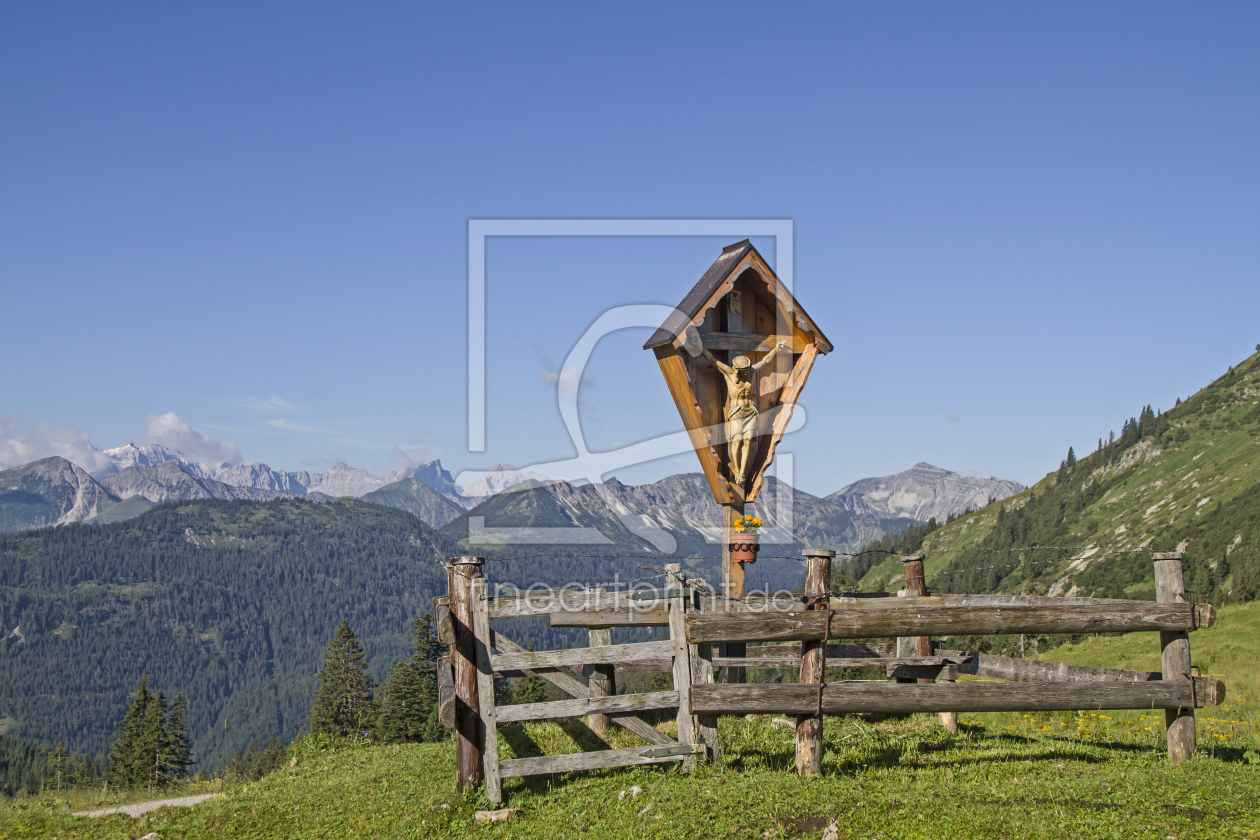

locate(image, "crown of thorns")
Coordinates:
732 355 751 369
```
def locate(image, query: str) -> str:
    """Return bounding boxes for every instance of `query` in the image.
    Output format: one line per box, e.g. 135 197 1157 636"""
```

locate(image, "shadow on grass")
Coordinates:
1200 745 1260 765
499 723 544 759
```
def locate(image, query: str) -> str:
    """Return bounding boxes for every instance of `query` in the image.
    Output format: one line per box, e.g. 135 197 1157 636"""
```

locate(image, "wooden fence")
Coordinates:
437 550 1224 803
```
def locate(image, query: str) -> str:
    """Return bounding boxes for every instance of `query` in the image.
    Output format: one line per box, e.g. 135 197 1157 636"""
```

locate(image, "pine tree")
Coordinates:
166 693 194 780
376 659 428 743
309 620 377 737
376 614 444 743
108 677 153 786
1066 446 1076 468
139 690 172 788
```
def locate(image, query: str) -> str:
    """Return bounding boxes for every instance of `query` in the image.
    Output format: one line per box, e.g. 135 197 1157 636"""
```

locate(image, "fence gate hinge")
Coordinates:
639 743 699 759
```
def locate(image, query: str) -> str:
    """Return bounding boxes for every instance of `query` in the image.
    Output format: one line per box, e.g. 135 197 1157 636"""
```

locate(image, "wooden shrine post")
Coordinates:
721 502 747 682
449 555 485 792
797 549 833 776
1154 551 1196 763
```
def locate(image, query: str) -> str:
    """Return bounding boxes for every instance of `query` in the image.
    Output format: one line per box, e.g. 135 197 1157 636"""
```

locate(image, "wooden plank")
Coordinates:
551 605 669 627
433 596 454 645
449 559 483 792
1155 555 1196 764
667 564 697 768
471 576 501 804
489 631 673 747
499 743 704 779
488 589 632 619
694 332 810 353
685 602 1212 644
743 642 896 661
608 659 674 674
936 594 1158 608
496 690 680 724
491 639 674 672
654 345 731 504
937 650 1162 683
715 655 971 669
690 679 1226 716
437 656 455 730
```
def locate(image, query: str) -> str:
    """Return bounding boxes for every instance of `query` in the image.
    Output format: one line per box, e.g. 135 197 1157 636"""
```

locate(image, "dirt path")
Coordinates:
74 792 220 818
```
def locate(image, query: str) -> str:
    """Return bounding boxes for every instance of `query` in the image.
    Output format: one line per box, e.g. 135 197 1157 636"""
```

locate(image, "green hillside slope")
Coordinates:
360 478 465 528
858 349 1260 601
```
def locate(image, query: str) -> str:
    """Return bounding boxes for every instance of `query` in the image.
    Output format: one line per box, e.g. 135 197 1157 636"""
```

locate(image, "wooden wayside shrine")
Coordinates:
440 550 1226 803
643 239 833 607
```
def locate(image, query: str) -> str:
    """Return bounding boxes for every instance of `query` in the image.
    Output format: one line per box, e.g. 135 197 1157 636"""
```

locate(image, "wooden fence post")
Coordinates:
901 553 957 732
1154 551 1195 764
797 549 833 776
449 556 485 792
720 503 747 683
666 563 698 768
585 628 615 736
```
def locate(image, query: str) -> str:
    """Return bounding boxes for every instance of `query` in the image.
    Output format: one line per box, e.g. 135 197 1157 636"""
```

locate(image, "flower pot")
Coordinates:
729 532 760 564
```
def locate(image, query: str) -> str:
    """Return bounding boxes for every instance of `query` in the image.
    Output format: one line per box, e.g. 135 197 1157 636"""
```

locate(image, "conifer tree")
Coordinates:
1067 446 1076 468
166 693 194 779
376 659 427 742
108 677 153 786
376 614 444 743
309 620 377 737
141 690 171 787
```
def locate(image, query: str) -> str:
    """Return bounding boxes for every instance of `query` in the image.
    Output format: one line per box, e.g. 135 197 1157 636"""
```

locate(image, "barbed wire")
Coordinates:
466 544 1177 591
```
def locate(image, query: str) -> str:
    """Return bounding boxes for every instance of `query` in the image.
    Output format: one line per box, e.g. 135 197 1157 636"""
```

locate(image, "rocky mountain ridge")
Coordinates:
828 462 1025 523
1 447 1026 546
440 472 920 557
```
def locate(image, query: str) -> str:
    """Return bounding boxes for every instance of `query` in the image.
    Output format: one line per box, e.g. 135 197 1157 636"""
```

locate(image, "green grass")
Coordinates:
5 717 1258 837
6 605 1259 838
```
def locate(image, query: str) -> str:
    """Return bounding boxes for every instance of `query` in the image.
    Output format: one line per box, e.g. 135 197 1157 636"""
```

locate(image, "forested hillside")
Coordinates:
0 499 466 769
856 348 1260 602
0 497 781 770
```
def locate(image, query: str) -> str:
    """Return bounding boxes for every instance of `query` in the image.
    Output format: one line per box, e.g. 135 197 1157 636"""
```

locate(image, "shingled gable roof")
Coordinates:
642 239 833 353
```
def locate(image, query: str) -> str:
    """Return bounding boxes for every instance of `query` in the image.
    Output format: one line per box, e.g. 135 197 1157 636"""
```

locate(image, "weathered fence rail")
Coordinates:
443 549 1225 804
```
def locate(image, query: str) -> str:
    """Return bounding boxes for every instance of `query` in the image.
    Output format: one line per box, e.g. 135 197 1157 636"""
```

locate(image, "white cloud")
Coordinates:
393 445 427 470
961 466 982 478
240 395 302 411
143 412 242 466
0 414 114 473
268 419 336 434
539 366 595 394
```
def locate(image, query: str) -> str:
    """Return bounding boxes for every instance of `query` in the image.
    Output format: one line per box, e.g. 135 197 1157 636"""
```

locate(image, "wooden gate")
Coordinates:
441 550 1225 803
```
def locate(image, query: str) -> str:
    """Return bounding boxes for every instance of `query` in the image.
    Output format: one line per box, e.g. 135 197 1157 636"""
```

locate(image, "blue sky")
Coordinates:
1 1 1256 495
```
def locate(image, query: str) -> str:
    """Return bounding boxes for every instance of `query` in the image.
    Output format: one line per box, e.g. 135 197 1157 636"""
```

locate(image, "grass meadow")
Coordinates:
3 602 1258 839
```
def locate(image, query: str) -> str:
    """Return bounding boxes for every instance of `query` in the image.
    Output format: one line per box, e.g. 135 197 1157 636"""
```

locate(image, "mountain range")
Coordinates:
0 447 1024 554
